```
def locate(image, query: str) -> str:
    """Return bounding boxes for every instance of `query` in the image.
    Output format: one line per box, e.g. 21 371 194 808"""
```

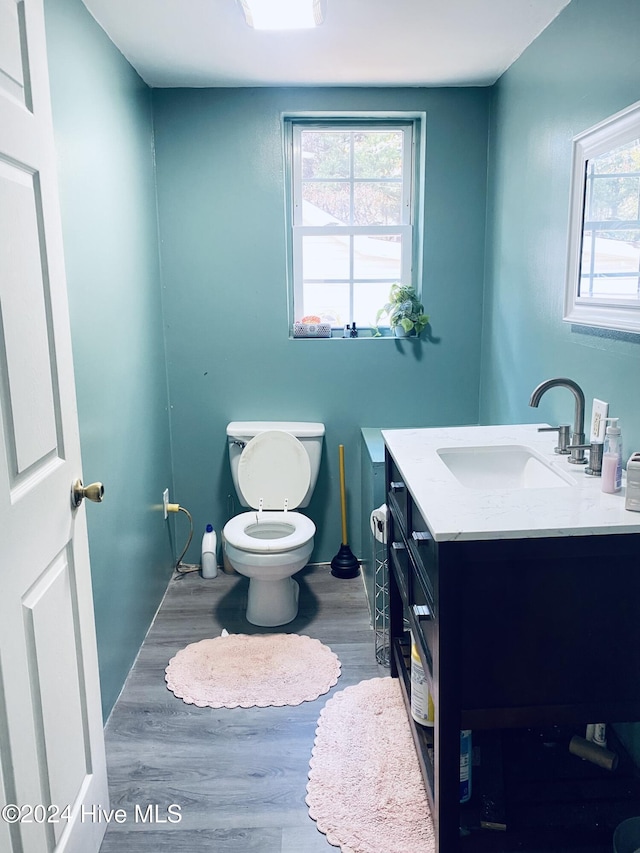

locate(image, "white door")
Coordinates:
0 1 109 852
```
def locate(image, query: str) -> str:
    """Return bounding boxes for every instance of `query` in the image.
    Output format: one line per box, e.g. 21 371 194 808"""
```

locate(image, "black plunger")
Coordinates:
331 444 359 579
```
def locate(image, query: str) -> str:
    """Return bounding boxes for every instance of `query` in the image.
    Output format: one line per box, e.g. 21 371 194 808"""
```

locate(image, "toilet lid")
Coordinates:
238 430 311 510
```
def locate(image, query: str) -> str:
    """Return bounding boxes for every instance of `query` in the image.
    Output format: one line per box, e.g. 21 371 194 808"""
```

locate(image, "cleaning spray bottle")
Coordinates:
201 524 218 578
602 418 623 494
410 636 433 727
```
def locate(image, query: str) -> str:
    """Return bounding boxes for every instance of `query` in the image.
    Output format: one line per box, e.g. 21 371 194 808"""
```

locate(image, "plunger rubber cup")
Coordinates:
331 544 359 579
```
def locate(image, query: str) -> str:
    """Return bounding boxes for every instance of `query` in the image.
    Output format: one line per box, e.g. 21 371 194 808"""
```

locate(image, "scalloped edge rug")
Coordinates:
306 676 434 853
165 633 341 708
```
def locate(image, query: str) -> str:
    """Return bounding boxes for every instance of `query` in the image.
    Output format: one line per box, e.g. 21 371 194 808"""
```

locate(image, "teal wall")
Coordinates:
481 0 640 759
152 87 490 562
480 0 640 459
44 0 174 719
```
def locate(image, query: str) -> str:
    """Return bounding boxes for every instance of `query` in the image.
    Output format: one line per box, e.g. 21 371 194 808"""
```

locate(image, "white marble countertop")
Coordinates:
382 423 640 542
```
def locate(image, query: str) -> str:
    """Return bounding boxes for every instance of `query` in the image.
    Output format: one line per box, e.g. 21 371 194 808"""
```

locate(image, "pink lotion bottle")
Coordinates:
602 418 623 494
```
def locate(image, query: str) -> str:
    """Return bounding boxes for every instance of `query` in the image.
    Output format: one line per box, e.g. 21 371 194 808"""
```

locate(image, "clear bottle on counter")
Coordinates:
602 418 623 494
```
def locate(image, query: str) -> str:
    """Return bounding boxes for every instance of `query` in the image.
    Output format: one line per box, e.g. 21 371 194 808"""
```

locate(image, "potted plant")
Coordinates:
375 283 429 337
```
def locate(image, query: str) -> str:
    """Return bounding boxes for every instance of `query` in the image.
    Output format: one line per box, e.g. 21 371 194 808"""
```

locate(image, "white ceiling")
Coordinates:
80 0 571 89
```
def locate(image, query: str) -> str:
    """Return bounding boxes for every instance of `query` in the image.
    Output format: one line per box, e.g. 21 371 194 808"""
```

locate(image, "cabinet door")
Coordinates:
408 498 438 617
387 456 408 532
389 539 411 604
410 560 435 677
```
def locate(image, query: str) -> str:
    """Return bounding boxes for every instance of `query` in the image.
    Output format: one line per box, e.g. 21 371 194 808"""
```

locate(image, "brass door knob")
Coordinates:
72 479 104 507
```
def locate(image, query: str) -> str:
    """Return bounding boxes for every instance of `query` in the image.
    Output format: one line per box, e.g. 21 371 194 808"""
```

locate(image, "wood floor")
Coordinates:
99 565 386 852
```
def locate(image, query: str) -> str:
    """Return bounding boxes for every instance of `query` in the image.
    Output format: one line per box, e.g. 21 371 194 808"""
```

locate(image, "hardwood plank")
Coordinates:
100 827 283 852
281 823 337 853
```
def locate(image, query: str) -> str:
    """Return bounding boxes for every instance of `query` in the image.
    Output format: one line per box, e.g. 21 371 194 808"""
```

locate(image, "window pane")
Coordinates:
353 182 402 226
301 131 350 179
591 230 640 274
580 274 640 298
302 235 350 280
353 234 401 280
588 176 640 220
579 230 640 298
590 138 640 174
302 181 350 225
353 131 403 179
302 282 349 326
580 137 640 300
354 281 395 326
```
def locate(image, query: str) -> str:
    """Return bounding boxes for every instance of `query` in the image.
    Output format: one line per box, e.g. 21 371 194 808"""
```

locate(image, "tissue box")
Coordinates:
293 322 331 338
625 452 640 512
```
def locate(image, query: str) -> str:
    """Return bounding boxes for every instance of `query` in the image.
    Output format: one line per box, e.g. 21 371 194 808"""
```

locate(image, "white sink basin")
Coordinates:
436 444 575 490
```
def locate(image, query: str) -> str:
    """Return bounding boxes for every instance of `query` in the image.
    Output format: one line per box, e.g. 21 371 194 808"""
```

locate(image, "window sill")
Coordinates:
288 329 419 340
563 301 640 336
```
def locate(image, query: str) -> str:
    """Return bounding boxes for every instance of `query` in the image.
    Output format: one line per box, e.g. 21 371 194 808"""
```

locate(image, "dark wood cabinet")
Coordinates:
386 449 640 851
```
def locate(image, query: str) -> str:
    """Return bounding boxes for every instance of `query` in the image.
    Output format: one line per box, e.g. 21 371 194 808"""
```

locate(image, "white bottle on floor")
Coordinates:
201 524 217 578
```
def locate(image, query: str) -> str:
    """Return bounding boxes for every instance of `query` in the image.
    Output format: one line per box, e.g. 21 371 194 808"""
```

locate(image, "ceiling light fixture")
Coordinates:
238 0 325 30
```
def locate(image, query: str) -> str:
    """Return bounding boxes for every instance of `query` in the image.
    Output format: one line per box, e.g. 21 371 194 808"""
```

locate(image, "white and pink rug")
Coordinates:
306 676 435 853
165 632 341 708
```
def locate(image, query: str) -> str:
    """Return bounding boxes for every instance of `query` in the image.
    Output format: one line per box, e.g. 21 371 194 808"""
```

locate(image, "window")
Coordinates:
564 100 640 334
284 114 424 334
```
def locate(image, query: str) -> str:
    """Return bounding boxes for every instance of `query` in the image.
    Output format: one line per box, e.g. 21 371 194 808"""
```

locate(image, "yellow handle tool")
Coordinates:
331 444 359 578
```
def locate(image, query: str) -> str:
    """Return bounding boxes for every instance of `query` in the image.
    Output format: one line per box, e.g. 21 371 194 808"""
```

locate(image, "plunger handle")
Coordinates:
338 444 348 544
331 444 359 579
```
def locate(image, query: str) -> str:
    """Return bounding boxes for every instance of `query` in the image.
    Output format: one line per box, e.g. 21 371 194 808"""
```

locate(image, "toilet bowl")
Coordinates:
224 511 315 626
222 424 324 626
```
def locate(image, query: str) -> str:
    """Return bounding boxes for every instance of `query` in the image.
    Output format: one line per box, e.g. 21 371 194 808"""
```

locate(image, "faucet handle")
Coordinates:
537 424 571 454
571 441 604 476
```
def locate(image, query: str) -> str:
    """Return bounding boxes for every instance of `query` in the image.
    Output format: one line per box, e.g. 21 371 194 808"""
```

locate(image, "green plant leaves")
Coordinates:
376 283 429 336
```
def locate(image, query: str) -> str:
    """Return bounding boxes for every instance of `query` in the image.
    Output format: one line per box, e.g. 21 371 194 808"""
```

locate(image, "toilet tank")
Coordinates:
227 421 325 509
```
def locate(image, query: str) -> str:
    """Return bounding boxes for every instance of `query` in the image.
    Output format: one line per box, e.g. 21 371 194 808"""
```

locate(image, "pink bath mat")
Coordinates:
306 676 435 853
165 633 341 708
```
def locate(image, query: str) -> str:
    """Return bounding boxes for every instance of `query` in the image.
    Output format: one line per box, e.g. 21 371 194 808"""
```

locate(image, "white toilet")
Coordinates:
222 421 325 627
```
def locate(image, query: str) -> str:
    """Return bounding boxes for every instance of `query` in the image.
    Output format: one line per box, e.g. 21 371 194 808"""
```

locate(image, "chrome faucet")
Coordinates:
529 377 587 464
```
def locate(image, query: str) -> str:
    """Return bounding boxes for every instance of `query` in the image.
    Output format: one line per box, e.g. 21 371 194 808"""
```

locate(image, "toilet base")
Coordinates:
246 577 300 627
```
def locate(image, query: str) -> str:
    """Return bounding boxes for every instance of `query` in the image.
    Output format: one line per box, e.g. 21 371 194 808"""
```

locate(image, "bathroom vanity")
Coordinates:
383 424 640 851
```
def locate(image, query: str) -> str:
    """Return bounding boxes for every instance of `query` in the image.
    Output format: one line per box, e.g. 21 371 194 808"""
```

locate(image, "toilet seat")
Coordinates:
224 511 315 554
238 430 311 510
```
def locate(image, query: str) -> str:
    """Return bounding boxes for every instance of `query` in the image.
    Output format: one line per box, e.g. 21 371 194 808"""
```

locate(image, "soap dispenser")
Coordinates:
602 418 623 494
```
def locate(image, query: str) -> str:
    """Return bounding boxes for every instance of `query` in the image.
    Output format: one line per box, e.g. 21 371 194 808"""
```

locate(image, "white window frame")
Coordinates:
283 112 426 334
564 99 640 334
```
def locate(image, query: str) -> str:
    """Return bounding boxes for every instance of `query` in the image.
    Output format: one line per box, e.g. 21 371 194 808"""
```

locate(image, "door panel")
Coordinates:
0 158 60 481
23 547 89 837
0 0 32 108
